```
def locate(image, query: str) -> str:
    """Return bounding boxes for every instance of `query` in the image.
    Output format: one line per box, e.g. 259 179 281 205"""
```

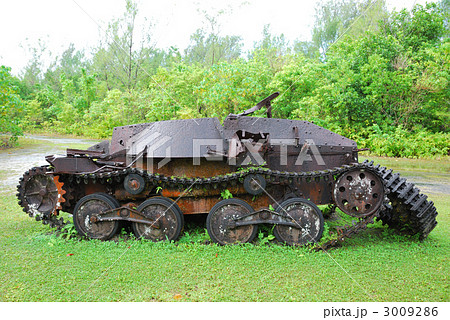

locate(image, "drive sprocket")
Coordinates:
17 166 67 229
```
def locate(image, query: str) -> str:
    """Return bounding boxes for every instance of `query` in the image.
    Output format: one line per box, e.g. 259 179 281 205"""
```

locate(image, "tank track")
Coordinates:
368 160 438 239
17 160 438 249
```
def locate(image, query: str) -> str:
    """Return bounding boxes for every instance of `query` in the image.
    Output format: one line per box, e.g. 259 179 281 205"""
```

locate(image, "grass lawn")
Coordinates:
0 190 448 302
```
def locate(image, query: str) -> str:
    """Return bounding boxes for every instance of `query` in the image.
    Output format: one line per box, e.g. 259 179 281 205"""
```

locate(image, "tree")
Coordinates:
272 2 449 135
92 0 155 91
441 0 450 38
380 2 446 50
184 9 243 66
293 40 320 58
312 0 388 56
20 38 49 92
43 43 88 94
252 25 292 73
0 66 23 146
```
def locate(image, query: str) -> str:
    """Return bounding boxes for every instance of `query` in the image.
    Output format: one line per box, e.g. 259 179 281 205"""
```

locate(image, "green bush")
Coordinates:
0 66 23 147
10 2 449 158
355 124 449 158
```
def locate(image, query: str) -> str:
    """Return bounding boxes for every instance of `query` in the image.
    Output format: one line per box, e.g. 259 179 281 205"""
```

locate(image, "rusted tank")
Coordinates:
17 93 438 247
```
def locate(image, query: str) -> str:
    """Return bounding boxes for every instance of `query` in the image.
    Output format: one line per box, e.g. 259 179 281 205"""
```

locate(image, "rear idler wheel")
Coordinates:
131 197 184 242
273 198 324 246
333 168 384 217
73 193 120 240
206 198 258 245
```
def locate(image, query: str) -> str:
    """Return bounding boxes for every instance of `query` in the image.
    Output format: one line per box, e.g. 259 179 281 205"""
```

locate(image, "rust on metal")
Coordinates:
90 203 159 227
333 168 384 217
17 92 438 246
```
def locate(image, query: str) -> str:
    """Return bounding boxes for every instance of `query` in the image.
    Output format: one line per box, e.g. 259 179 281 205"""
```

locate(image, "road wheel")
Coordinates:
206 198 258 245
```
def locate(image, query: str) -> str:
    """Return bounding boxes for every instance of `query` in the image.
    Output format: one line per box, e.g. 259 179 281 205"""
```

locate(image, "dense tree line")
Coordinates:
1 0 449 157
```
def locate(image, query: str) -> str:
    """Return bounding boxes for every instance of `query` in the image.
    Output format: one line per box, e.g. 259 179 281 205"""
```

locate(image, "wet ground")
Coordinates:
392 172 449 195
361 156 450 196
0 135 448 196
0 135 99 193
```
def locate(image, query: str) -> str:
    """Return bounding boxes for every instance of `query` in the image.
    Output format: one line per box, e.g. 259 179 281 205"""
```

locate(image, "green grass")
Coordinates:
17 136 98 150
361 155 450 174
0 192 448 302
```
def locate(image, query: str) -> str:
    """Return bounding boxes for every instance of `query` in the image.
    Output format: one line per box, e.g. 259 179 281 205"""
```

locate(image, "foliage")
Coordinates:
0 66 23 147
7 1 450 158
184 8 243 66
251 24 294 73
58 223 78 240
271 2 449 146
312 0 388 55
355 125 450 158
19 38 48 92
380 2 446 50
93 0 157 92
220 189 233 199
184 30 242 67
257 224 276 246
